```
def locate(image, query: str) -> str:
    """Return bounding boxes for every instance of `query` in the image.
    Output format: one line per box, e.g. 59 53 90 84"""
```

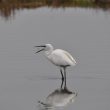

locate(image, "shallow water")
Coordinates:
0 7 110 110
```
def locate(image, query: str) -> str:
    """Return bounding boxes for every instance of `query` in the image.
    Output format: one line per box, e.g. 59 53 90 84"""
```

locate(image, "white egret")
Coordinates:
35 44 76 88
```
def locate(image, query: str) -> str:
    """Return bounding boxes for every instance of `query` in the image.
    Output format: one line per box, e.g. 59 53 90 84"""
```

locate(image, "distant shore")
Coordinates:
0 0 110 19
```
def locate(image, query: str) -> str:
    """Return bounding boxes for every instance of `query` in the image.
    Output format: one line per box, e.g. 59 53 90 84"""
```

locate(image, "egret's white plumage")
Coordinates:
46 49 76 67
42 44 76 67
35 44 76 87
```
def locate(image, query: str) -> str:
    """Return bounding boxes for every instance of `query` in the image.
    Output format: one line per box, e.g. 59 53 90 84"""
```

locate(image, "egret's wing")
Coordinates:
62 50 76 64
50 49 76 66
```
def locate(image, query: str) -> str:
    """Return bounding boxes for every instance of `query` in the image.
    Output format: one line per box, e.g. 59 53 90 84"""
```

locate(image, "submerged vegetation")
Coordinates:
0 0 110 19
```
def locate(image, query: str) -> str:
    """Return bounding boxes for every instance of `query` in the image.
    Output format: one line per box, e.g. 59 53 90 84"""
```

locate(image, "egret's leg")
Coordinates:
60 68 64 88
64 67 67 89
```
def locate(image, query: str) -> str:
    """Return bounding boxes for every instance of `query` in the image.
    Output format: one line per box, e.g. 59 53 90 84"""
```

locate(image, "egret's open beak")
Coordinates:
35 45 46 53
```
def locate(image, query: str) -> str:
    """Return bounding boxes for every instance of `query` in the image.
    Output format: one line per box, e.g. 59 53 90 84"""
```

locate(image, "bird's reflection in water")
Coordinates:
38 78 77 110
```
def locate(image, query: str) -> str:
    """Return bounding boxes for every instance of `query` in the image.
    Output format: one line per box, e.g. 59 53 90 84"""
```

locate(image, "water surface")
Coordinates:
0 5 110 110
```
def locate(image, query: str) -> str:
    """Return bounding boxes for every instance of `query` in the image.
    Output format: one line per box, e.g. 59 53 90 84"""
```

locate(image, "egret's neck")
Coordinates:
45 49 53 56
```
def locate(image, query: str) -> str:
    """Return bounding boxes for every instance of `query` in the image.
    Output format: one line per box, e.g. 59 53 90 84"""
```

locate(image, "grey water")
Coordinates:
0 7 110 110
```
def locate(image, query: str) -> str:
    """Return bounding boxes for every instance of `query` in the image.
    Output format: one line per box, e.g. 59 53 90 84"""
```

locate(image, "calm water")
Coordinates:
0 7 110 110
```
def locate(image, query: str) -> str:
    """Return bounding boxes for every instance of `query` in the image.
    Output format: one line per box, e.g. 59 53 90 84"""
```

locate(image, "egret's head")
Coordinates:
35 44 53 53
45 44 54 51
